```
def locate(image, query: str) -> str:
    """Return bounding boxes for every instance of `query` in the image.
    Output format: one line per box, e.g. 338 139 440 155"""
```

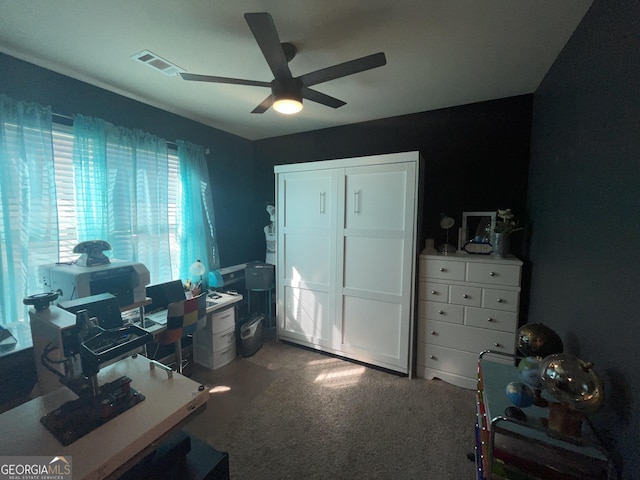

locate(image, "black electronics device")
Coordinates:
58 293 124 330
145 280 186 313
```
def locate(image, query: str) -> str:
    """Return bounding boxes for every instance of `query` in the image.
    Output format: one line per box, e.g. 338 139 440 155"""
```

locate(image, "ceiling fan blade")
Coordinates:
180 72 271 88
298 52 387 87
302 87 346 109
244 12 292 80
251 95 274 114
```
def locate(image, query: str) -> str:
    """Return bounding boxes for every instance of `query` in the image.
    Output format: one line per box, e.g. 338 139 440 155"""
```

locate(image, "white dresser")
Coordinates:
193 305 237 370
416 253 523 389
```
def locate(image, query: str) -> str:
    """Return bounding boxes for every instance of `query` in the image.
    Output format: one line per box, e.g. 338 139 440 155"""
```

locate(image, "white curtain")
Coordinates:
177 140 220 280
73 115 174 281
0 95 57 325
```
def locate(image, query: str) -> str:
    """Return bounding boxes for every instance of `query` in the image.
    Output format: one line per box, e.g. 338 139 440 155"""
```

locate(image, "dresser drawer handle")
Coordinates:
430 331 437 336
487 317 494 322
429 355 437 360
439 267 446 272
494 342 502 348
496 298 503 303
431 290 437 295
438 310 444 315
462 294 469 299
489 271 496 276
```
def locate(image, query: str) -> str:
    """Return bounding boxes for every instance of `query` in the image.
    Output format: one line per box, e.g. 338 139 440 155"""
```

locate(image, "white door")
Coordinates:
277 169 339 348
339 162 417 372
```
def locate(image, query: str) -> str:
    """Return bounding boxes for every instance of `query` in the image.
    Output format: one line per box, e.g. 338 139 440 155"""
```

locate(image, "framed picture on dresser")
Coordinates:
460 211 496 251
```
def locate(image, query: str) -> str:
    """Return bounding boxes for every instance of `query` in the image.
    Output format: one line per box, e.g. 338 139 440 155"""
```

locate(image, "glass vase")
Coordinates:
494 233 510 258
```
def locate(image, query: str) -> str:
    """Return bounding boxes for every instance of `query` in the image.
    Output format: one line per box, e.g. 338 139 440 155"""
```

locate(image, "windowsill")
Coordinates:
0 321 33 359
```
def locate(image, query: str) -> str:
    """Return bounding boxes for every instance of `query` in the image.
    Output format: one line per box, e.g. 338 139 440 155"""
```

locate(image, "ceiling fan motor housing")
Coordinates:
271 77 303 103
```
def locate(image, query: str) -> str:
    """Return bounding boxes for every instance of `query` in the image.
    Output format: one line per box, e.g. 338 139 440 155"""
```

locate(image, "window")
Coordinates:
0 107 217 327
51 122 182 278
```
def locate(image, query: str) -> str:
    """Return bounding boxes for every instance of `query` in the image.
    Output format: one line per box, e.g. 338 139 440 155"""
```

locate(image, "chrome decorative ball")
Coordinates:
517 323 564 358
539 353 604 414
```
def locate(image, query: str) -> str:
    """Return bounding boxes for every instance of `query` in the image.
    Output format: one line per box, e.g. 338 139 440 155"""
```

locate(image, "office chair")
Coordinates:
152 293 205 374
182 293 206 336
180 293 207 372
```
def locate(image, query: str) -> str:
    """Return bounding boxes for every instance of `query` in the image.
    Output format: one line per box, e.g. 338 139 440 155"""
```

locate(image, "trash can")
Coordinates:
239 313 264 357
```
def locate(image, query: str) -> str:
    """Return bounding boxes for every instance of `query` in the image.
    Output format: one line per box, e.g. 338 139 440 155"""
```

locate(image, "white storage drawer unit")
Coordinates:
416 253 522 389
193 306 237 370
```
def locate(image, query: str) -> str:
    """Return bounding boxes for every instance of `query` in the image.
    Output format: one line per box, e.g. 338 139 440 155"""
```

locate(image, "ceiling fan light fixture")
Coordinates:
271 78 303 114
273 97 303 114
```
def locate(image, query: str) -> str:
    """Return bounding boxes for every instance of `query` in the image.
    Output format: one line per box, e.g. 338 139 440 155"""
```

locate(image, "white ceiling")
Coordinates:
0 0 592 141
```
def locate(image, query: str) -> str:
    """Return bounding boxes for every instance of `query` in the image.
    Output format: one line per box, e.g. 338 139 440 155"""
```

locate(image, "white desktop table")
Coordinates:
0 355 209 480
139 291 243 336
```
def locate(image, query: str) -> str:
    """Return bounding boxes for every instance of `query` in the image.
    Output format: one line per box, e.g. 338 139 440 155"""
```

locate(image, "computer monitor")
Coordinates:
145 280 186 313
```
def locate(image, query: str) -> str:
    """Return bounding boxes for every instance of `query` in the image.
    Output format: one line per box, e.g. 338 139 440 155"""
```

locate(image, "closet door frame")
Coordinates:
275 151 421 375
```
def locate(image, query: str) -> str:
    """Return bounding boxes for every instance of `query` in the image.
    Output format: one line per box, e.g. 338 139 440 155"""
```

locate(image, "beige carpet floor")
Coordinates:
184 340 477 480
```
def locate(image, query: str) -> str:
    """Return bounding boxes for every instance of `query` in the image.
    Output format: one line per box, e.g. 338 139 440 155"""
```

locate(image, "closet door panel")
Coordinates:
339 161 416 373
344 168 408 231
277 169 339 350
281 172 334 229
282 233 331 287
342 296 403 361
343 236 404 295
282 285 334 347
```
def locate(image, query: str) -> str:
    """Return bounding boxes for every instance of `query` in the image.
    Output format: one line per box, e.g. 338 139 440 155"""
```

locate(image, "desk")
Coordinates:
205 291 243 313
135 292 243 371
131 292 243 336
0 354 208 480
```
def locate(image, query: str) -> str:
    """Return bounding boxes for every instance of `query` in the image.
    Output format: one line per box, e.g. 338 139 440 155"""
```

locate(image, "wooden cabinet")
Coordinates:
416 253 522 389
275 152 420 374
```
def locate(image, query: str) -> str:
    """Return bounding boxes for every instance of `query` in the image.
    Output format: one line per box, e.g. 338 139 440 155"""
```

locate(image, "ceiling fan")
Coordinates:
180 12 387 115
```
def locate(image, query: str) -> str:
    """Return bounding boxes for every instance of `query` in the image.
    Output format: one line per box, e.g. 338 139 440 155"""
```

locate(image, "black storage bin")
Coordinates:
245 261 275 289
240 314 264 357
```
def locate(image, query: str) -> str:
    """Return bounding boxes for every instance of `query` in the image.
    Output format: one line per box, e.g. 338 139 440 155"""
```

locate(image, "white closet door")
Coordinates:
277 170 339 349
339 162 417 372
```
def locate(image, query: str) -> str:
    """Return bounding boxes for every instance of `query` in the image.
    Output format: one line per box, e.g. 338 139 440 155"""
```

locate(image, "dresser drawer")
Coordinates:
466 262 521 286
417 343 479 380
465 306 518 333
423 259 465 281
449 285 482 307
421 319 515 354
213 325 236 350
419 281 449 302
209 306 236 333
423 301 463 324
482 288 520 312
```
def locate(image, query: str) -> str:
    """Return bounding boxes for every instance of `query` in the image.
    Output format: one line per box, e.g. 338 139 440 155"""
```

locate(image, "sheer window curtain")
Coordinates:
73 115 174 282
177 140 220 279
0 95 58 325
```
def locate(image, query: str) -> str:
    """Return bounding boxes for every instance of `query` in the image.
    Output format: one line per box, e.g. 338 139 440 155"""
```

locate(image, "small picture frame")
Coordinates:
460 211 497 252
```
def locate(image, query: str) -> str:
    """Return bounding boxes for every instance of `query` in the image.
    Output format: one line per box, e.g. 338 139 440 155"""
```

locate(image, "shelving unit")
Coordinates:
476 351 613 479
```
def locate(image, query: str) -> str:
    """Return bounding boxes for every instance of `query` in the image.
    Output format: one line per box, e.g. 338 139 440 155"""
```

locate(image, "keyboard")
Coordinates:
145 309 168 325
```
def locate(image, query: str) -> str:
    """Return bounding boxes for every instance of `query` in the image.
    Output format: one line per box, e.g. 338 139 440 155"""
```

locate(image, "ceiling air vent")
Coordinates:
131 50 184 76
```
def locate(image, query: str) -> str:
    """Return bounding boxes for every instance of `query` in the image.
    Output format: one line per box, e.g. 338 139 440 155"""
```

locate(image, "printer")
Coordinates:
208 263 247 288
39 260 150 308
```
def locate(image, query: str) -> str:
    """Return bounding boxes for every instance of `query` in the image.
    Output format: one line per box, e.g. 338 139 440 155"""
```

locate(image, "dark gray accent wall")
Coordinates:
528 1 639 477
253 96 533 259
0 53 259 267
